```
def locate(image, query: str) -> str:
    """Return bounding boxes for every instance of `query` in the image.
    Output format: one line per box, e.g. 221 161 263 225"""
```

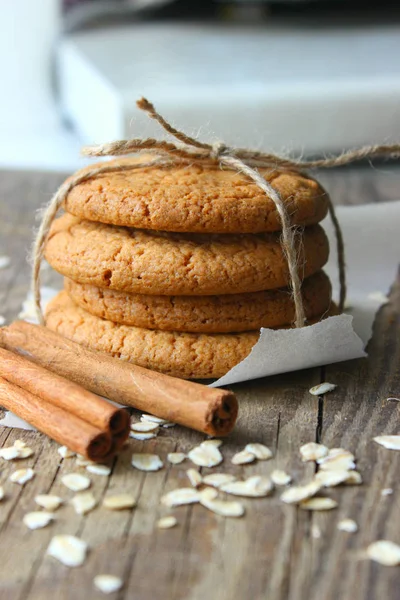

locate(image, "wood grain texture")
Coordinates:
0 166 398 600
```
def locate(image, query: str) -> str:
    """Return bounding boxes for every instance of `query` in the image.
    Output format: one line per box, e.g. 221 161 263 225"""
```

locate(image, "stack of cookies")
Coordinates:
44 160 332 379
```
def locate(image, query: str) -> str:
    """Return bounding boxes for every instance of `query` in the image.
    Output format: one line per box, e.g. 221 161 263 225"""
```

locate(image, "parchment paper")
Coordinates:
2 200 399 429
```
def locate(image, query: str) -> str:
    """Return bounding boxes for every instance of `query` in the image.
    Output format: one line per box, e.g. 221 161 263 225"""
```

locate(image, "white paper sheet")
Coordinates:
1 201 399 428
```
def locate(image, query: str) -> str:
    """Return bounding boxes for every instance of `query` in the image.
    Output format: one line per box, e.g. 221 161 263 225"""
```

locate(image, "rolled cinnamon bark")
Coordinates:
0 376 112 461
0 347 130 436
0 321 238 437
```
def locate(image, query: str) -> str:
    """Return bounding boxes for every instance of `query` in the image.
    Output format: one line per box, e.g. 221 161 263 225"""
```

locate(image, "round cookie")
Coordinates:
45 291 259 379
45 214 329 296
65 270 332 333
64 158 329 233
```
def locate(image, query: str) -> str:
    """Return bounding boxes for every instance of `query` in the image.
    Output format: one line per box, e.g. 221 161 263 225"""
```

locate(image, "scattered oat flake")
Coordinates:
366 540 400 566
200 487 219 501
202 473 236 488
271 470 292 486
131 453 163 471
131 421 159 433
281 480 322 504
201 439 223 448
141 414 170 425
300 442 329 462
0 256 10 269
200 495 245 518
0 446 33 460
103 494 136 510
318 455 356 472
161 488 201 507
300 497 338 511
47 535 88 568
373 435 400 451
23 511 54 530
13 440 27 449
61 473 91 492
0 487 4 501
188 444 223 468
129 431 157 441
338 519 358 533
86 464 111 476
245 443 273 460
186 469 203 488
58 445 75 459
35 495 63 511
162 423 176 428
387 397 400 402
315 470 351 487
157 516 178 529
381 488 393 496
0 316 5 326
221 476 273 498
344 471 363 485
367 291 389 303
10 468 35 485
94 575 124 594
309 382 337 396
76 456 92 466
72 491 97 515
231 450 255 465
167 452 186 465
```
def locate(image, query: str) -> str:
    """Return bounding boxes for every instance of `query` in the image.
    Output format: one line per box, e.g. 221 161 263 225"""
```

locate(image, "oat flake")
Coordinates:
103 494 136 510
300 442 329 462
245 443 273 460
221 476 273 498
157 516 178 529
281 480 322 504
61 473 91 492
141 414 170 425
86 464 111 476
200 495 245 518
315 470 351 487
47 535 88 568
58 445 75 459
202 473 236 488
188 444 223 468
271 470 292 486
231 450 255 465
186 469 203 488
10 468 35 485
94 575 124 594
167 452 186 465
300 497 338 511
0 446 33 460
161 488 201 507
131 453 163 471
35 495 63 511
23 511 54 530
129 431 157 441
309 382 337 396
337 519 358 533
381 488 393 496
373 436 400 451
131 421 159 433
366 540 400 566
72 492 97 515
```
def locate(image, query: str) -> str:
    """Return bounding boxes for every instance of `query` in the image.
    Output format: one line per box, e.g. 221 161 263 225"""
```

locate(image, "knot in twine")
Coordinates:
32 97 400 327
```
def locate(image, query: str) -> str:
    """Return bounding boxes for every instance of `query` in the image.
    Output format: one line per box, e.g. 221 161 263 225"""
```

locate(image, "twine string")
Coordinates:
32 97 400 326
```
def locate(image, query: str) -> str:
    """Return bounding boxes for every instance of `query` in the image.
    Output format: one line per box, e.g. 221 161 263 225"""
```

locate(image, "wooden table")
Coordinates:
0 166 399 600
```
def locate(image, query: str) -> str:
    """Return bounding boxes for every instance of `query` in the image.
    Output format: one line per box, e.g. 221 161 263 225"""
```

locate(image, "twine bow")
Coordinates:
32 97 400 327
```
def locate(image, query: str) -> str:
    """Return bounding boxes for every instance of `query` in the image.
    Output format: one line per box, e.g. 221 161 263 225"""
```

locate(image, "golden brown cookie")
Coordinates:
64 159 328 233
65 270 332 333
45 291 259 379
45 214 329 296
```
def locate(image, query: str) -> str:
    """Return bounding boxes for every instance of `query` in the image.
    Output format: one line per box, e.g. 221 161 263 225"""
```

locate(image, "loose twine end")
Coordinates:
32 97 400 328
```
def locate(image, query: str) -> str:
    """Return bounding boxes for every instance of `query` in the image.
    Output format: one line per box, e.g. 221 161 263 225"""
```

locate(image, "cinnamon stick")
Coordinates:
0 321 238 437
0 376 112 461
0 347 130 436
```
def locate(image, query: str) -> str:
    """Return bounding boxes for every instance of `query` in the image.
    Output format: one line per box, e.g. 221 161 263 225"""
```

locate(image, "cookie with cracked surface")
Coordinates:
45 213 329 296
64 270 332 333
63 159 329 233
45 291 259 379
